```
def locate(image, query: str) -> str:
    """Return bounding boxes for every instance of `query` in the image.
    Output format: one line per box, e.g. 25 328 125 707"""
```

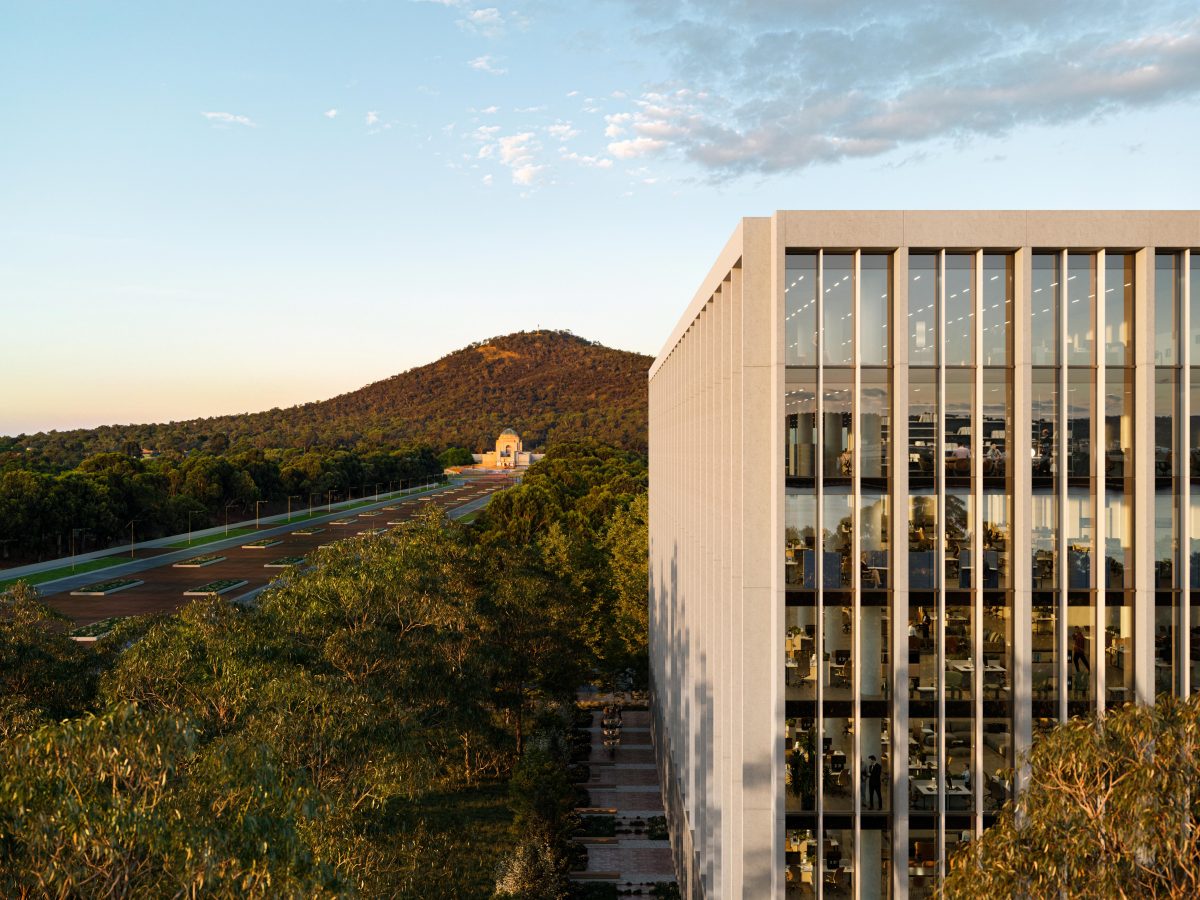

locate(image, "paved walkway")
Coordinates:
572 708 677 891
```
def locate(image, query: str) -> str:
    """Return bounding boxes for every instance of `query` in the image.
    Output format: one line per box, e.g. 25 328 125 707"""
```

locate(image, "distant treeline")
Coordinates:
0 445 441 563
2 330 651 470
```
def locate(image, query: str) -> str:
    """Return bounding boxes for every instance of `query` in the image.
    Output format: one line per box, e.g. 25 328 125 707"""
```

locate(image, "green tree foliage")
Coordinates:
943 695 1200 899
0 444 441 562
0 582 96 737
0 703 339 898
0 439 651 897
438 447 476 468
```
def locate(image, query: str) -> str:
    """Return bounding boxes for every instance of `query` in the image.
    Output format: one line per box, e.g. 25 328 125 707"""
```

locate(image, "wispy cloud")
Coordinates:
604 0 1200 179
201 111 255 127
458 7 505 38
324 108 338 119
545 122 580 141
468 54 507 75
365 110 380 126
560 149 614 169
473 128 545 186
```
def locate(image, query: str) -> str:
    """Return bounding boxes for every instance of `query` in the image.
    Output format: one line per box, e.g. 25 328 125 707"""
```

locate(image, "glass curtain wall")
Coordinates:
1030 254 1061 739
981 254 1014 821
1105 253 1135 709
1191 254 1199 695
784 250 894 898
1155 254 1181 696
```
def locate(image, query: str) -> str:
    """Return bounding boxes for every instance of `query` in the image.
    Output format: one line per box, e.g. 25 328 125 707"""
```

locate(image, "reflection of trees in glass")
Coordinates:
946 495 969 540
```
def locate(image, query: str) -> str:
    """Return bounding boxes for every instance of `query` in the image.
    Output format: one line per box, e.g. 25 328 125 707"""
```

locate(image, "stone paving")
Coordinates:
572 709 677 891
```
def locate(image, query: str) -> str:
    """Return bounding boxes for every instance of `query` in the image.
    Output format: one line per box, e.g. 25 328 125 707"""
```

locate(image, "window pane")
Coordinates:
860 253 890 365
944 253 975 366
861 491 889 592
786 488 818 590
945 369 973 481
861 368 890 481
1031 253 1060 366
1066 253 1095 365
981 253 1012 366
1104 253 1133 365
909 368 937 484
823 370 853 480
909 253 938 366
1155 253 1179 366
786 606 816 702
945 490 973 591
786 253 818 366
823 253 854 366
1192 255 1200 362
983 368 1010 485
823 487 853 592
1067 367 1093 480
785 369 817 479
909 493 938 592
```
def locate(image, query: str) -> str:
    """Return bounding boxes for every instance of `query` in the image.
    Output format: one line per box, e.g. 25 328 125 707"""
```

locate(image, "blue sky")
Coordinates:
2 0 1199 435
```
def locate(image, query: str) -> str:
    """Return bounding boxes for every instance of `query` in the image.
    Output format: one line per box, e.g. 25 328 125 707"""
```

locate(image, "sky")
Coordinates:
2 0 1199 436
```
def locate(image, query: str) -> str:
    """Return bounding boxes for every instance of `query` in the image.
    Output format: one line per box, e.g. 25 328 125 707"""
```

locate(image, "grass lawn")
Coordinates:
0 555 127 591
166 527 257 549
374 778 513 899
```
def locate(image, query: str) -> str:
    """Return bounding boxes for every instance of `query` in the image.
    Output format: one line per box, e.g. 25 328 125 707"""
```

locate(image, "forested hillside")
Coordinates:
3 331 652 469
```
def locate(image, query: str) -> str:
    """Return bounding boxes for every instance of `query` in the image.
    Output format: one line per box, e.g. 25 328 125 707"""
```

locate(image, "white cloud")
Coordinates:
566 90 579 97
365 110 380 126
545 122 580 141
607 136 668 159
604 112 631 138
201 111 255 127
468 55 507 75
511 164 544 185
459 7 505 37
324 108 338 119
560 149 614 169
479 105 500 114
482 173 494 185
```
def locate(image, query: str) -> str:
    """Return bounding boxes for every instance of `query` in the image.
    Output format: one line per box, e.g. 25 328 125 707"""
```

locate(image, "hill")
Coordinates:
3 331 652 468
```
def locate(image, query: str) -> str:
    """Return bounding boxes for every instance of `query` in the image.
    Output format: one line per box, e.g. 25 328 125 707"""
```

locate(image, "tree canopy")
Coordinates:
944 695 1200 899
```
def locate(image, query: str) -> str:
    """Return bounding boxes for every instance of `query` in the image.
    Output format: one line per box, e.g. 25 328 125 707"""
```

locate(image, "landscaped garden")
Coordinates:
357 527 388 536
172 554 225 568
264 557 306 568
329 518 356 525
240 538 282 549
182 579 248 596
291 526 325 535
69 578 144 596
70 616 128 639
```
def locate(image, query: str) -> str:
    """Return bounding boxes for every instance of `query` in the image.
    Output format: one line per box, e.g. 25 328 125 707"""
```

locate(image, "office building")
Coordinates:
647 211 1200 898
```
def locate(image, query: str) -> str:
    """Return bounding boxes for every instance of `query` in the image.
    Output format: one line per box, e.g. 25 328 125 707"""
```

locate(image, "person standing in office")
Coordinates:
866 755 883 810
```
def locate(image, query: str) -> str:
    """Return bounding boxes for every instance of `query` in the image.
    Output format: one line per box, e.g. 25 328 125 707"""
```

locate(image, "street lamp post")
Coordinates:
225 501 237 536
70 527 84 573
255 500 268 529
287 495 302 522
326 491 334 513
374 482 382 502
126 519 140 559
187 509 196 546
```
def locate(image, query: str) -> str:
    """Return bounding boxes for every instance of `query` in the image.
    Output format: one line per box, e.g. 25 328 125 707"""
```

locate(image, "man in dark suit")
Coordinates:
866 755 883 810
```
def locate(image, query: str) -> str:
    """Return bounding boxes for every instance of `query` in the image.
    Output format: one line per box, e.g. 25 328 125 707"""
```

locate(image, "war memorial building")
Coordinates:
647 211 1200 898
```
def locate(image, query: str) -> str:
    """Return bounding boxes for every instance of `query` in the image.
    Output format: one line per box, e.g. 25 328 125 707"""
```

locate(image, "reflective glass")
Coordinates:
945 490 973 592
981 253 1012 366
823 253 854 365
823 488 854 593
1104 367 1134 482
909 253 938 366
909 493 938 592
822 716 853 810
1066 253 1095 365
786 720 818 811
786 488 818 590
945 369 973 481
983 492 1010 590
1104 253 1134 365
823 370 853 480
1031 253 1060 366
1066 367 1093 479
860 368 890 480
785 606 816 702
982 368 1010 484
909 368 937 482
1155 253 1179 366
1104 589 1134 709
944 253 975 365
860 491 890 591
785 369 817 479
785 253 818 366
860 253 890 365
1193 256 1200 362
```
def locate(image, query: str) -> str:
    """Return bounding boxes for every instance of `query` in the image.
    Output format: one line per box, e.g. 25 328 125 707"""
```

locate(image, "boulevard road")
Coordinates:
42 476 505 627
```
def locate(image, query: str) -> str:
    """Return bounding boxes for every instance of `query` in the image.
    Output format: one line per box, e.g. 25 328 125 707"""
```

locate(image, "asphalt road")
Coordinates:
43 476 506 627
